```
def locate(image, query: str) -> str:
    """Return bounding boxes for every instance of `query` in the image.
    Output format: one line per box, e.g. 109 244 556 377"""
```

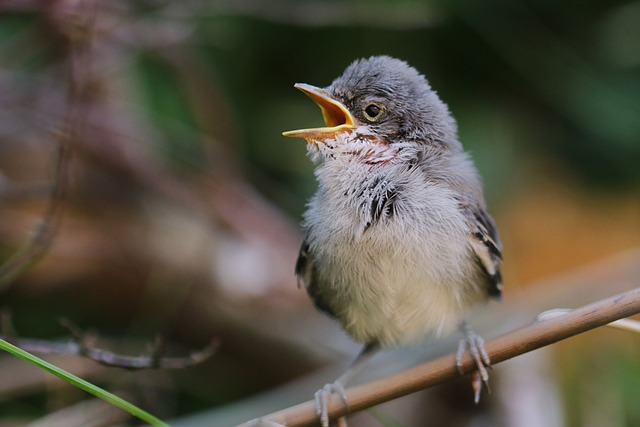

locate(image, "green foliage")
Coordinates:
0 339 169 426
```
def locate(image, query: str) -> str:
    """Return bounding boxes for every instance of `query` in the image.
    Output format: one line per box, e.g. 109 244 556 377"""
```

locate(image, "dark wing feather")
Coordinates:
294 240 310 289
459 198 503 300
295 239 337 317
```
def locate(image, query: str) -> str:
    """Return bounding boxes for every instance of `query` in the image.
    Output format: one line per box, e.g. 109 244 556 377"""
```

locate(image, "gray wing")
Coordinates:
295 239 337 317
460 199 503 300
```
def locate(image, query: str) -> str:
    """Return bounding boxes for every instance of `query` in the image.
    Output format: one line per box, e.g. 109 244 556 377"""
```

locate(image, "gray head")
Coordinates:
328 56 458 146
283 56 465 171
284 56 459 154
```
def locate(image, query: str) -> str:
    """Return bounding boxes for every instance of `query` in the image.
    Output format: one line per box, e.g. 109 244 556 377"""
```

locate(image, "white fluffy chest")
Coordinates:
304 163 484 346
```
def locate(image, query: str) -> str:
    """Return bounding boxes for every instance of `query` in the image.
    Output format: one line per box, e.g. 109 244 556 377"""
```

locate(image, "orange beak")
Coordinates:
282 83 356 140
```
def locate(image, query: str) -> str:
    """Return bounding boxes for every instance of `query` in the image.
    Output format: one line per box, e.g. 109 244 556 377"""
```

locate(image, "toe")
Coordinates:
314 382 349 427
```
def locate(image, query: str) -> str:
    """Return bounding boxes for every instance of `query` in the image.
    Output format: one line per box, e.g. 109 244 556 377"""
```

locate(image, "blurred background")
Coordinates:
0 0 639 426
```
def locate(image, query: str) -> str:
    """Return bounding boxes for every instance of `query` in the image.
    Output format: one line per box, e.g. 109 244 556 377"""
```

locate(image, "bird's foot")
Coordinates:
314 381 348 427
456 323 491 404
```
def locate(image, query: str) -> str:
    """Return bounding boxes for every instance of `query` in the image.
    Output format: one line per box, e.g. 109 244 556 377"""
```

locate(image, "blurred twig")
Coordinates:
0 1 97 290
0 316 218 370
28 395 133 427
243 287 640 427
0 121 74 290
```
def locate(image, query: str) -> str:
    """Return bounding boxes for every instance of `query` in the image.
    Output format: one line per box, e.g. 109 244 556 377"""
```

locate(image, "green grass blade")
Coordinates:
0 338 169 426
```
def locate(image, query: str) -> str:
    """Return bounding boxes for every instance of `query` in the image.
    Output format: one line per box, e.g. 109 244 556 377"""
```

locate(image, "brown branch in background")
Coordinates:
26 395 134 426
0 122 74 290
0 2 99 291
242 287 640 427
1 315 218 370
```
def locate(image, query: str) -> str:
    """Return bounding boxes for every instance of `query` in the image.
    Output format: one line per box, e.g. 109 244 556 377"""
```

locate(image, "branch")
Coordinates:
0 121 73 290
0 1 93 290
242 287 640 427
0 316 218 370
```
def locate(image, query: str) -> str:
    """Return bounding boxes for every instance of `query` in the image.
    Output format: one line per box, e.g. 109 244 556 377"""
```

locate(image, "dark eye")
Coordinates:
363 103 383 121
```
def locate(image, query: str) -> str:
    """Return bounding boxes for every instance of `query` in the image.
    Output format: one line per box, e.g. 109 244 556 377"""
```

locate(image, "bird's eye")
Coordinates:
363 103 383 121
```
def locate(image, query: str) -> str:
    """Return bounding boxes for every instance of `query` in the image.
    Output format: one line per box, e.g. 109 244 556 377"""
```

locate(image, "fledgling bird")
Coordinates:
283 56 502 426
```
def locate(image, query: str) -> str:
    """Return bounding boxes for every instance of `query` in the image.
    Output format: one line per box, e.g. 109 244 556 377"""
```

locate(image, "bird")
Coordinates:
283 56 502 426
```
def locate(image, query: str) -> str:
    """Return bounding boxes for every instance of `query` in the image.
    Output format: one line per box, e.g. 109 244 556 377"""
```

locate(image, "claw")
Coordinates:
314 381 348 427
471 371 483 404
312 344 377 426
457 322 492 402
455 338 466 375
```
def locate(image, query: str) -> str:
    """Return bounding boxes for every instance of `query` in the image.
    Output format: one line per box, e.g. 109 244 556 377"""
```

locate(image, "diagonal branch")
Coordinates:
242 287 640 427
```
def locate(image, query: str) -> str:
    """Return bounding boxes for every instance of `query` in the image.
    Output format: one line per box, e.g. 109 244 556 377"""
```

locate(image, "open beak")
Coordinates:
282 83 356 140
